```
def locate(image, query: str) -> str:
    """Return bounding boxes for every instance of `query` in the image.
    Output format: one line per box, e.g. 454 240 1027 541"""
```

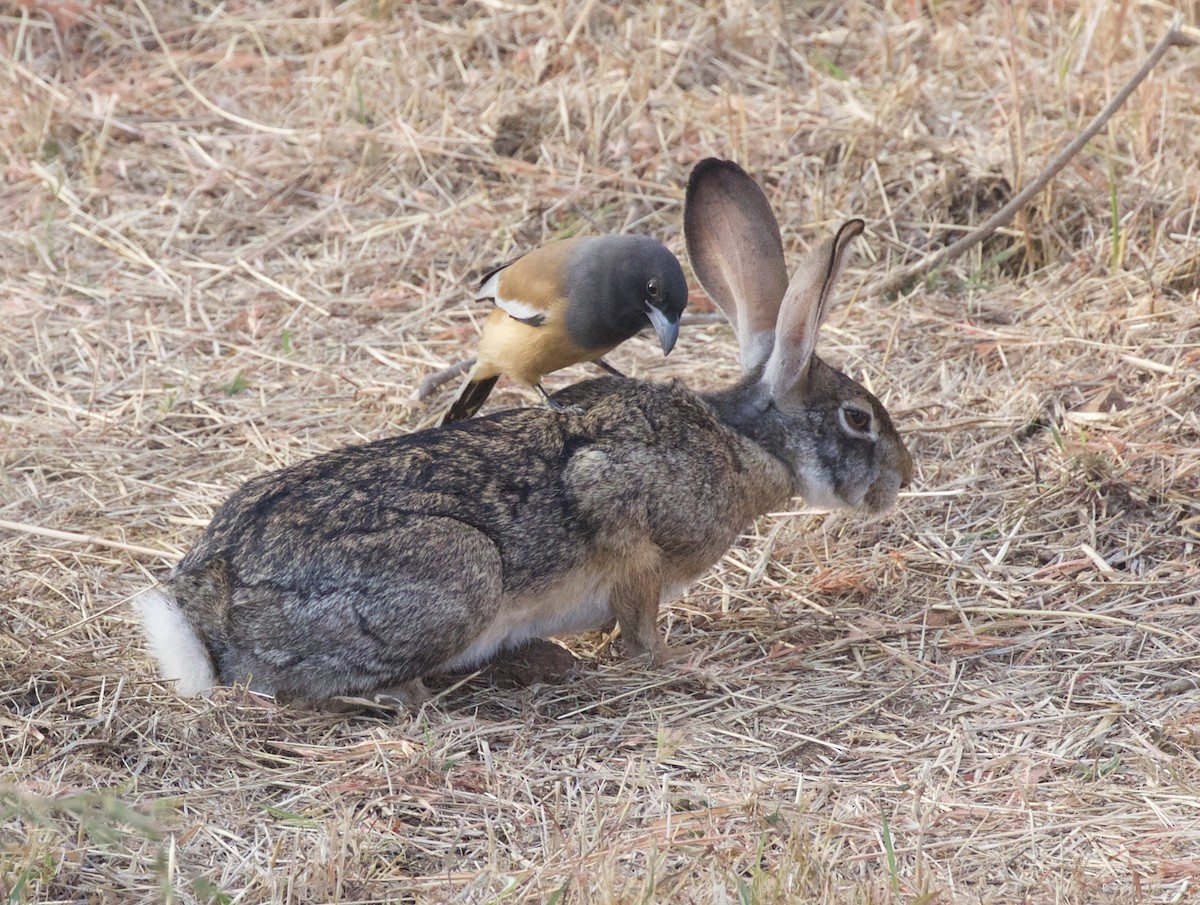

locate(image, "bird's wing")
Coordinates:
475 238 580 327
476 256 548 325
476 256 523 297
490 289 547 326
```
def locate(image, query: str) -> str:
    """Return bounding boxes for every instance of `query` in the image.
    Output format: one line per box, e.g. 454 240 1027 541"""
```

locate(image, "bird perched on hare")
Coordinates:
135 158 913 708
440 234 688 424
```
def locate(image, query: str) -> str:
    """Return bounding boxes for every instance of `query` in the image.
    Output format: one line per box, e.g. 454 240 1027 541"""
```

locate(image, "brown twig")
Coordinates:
414 356 476 400
0 518 182 562
874 16 1195 297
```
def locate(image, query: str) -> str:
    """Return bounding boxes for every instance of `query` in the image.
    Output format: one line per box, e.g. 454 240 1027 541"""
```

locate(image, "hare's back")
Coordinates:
176 408 601 595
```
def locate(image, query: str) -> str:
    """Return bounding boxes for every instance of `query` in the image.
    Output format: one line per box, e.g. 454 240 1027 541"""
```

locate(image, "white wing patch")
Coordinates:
476 270 501 301
478 266 549 324
494 294 547 322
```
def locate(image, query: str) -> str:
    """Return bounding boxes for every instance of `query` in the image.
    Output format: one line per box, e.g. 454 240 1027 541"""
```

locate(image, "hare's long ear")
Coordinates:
761 219 865 400
684 159 789 374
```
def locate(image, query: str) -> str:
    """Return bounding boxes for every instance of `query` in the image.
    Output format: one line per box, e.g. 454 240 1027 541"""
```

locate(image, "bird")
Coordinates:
440 234 688 424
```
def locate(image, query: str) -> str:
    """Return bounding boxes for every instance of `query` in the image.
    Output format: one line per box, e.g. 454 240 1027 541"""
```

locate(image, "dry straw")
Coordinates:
2 1 1199 903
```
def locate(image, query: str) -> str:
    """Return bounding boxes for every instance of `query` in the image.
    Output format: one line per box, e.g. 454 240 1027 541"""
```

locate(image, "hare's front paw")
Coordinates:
622 633 699 667
647 640 700 667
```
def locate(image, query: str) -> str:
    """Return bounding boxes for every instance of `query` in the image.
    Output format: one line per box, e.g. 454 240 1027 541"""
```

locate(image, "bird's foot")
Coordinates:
535 384 586 416
592 358 627 379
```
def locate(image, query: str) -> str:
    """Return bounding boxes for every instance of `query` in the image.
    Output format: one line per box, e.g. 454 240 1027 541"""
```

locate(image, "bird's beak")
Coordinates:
644 304 679 355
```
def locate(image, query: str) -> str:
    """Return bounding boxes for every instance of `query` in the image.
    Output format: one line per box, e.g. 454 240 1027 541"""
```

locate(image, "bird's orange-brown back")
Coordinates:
486 237 582 315
474 237 618 385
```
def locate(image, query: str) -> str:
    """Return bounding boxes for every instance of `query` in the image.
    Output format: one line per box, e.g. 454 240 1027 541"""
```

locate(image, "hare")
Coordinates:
136 158 912 706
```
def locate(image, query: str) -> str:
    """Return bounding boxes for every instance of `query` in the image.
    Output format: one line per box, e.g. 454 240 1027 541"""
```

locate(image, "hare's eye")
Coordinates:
646 278 661 298
839 404 874 438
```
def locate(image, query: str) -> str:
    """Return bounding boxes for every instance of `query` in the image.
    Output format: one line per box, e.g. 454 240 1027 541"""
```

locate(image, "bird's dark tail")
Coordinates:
440 374 500 425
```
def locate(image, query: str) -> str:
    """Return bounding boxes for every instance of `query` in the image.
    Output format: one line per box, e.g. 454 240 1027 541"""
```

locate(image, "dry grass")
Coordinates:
2 0 1199 902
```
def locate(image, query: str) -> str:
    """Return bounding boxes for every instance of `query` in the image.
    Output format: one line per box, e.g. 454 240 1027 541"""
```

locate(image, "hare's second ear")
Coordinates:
684 159 789 374
761 219 865 400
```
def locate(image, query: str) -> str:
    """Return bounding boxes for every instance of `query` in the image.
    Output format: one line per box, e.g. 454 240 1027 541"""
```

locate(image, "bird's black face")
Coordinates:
565 236 689 353
638 265 688 354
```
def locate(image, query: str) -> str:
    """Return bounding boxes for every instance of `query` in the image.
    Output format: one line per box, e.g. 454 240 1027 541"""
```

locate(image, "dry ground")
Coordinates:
3 1 1200 902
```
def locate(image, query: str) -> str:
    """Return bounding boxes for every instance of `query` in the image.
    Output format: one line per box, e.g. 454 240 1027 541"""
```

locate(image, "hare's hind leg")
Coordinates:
373 679 431 707
224 516 505 702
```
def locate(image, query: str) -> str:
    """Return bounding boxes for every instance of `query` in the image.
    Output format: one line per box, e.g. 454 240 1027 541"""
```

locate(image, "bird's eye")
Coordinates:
839 404 874 437
646 278 661 298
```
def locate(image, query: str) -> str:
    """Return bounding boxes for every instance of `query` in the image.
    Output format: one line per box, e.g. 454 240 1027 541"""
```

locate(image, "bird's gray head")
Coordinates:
564 235 689 353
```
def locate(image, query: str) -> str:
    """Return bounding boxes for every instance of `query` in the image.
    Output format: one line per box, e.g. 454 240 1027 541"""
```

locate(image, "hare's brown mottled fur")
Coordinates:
136 159 912 705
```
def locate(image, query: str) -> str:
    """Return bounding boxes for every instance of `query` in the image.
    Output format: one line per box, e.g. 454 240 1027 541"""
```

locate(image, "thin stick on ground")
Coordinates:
0 518 183 562
874 16 1196 297
415 356 475 400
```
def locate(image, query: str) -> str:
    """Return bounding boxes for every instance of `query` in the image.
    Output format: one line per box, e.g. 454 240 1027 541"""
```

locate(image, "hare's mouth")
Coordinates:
862 475 903 514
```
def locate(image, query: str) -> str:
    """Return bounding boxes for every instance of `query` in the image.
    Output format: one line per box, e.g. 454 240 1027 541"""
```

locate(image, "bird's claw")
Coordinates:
535 384 585 416
548 400 586 417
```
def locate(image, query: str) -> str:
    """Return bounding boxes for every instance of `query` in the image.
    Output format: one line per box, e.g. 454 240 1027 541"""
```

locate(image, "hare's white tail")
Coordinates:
133 587 216 696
